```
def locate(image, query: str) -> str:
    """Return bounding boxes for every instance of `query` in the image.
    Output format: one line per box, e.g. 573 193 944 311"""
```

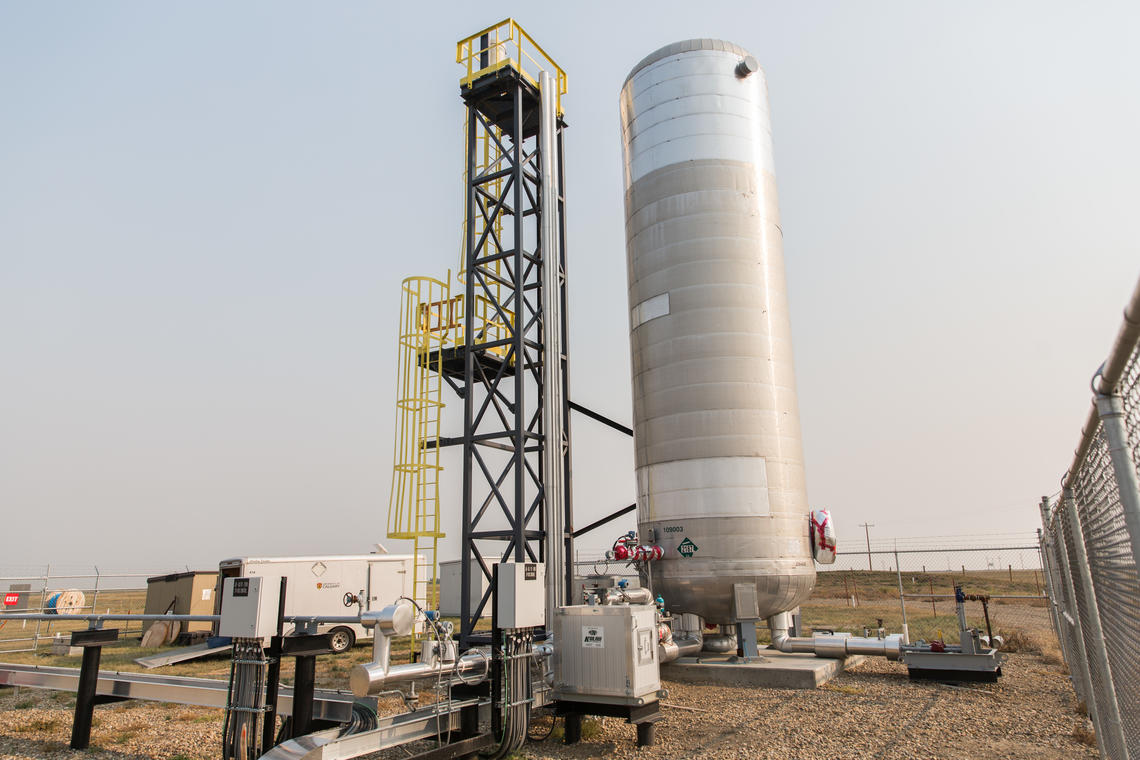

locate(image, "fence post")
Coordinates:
1062 490 1127 757
894 547 909 643
91 566 101 616
1096 394 1140 573
33 564 49 653
1046 500 1098 723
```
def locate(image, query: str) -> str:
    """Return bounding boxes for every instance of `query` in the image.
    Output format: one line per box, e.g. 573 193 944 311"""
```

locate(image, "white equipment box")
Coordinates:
495 562 545 628
553 604 661 705
219 577 278 638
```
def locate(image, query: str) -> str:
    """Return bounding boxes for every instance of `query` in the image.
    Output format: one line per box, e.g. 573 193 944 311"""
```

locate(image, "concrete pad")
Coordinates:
661 650 867 690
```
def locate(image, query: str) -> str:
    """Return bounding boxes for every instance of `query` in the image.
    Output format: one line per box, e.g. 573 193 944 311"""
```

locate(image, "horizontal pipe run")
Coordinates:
767 612 902 661
0 613 367 625
350 649 491 696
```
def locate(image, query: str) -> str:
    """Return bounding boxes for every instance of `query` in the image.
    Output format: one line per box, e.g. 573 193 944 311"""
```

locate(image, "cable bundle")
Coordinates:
222 637 269 760
486 630 532 758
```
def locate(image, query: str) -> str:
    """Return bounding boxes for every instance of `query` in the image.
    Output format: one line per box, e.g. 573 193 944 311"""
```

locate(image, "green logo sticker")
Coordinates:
677 537 699 558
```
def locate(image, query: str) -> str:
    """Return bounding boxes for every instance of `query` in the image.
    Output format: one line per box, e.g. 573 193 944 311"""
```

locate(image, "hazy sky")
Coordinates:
2 2 1137 573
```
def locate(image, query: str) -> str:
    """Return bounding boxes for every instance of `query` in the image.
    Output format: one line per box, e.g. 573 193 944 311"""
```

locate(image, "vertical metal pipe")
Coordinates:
539 70 566 619
1063 491 1127 757
557 115 575 610
460 105 478 648
1097 394 1140 574
512 83 525 564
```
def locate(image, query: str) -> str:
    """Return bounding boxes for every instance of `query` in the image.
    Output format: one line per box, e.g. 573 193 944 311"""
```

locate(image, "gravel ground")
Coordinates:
0 653 1096 760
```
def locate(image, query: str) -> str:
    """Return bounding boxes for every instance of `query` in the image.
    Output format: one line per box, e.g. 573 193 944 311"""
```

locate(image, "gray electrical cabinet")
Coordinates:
496 562 545 629
553 604 661 705
219 577 278 638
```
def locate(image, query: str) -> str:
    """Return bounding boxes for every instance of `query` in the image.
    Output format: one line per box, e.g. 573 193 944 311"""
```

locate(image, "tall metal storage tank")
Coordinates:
620 39 814 623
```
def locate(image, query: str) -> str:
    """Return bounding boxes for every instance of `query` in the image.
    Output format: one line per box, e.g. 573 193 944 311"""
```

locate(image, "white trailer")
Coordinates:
216 553 415 652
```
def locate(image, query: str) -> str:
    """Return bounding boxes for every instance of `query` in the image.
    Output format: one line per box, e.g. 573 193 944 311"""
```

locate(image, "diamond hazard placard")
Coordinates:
677 537 699 558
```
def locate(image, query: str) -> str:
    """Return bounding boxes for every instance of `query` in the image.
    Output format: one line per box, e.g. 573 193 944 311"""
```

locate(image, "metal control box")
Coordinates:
553 604 661 704
219 577 278 638
495 562 545 629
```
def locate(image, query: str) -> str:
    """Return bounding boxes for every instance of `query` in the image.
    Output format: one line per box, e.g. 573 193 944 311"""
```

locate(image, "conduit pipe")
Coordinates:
767 612 902 661
349 601 492 697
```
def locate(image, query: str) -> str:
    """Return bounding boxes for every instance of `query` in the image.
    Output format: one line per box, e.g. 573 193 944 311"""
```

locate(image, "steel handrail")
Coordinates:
1064 275 1140 491
455 18 566 112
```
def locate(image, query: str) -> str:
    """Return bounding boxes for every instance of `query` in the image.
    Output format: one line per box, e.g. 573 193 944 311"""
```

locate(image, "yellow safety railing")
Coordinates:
456 18 567 115
389 276 449 619
387 275 516 620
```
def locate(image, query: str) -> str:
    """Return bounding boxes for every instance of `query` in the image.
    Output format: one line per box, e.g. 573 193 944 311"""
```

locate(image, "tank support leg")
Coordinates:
735 621 760 659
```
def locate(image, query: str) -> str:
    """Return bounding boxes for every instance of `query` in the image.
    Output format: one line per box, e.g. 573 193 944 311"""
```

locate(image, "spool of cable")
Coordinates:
44 590 85 615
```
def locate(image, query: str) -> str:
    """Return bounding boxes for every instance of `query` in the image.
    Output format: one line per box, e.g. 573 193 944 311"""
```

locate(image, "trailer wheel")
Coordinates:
328 626 355 653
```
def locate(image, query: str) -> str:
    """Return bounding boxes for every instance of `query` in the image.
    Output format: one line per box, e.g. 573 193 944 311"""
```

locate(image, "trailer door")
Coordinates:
368 560 409 610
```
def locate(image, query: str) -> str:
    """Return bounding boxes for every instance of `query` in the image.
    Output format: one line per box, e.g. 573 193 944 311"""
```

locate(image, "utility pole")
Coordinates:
859 522 874 571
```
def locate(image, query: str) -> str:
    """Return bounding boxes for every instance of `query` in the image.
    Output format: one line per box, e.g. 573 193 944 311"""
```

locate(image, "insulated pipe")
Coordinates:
539 69 567 620
602 587 654 606
701 634 737 654
351 650 491 697
767 612 902 661
658 630 702 663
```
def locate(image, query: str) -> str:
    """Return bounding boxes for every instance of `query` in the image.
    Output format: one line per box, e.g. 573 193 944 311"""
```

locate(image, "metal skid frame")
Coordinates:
455 66 572 649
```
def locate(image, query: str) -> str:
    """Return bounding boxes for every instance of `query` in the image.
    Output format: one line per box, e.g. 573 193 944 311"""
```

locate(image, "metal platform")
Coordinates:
0 662 360 722
661 650 867 690
134 640 231 669
418 345 513 381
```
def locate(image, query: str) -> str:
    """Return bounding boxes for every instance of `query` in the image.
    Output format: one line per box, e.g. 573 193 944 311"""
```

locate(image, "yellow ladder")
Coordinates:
388 277 451 631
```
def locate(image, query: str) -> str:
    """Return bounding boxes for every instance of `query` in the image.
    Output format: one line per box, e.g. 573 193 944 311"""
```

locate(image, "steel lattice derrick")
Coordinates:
454 66 571 648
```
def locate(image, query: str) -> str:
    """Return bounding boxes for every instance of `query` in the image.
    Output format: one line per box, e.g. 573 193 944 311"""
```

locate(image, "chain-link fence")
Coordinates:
1040 276 1140 760
807 546 1049 646
0 567 151 654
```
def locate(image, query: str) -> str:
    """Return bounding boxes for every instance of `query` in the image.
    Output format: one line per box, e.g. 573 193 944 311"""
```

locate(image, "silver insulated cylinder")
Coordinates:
620 39 814 623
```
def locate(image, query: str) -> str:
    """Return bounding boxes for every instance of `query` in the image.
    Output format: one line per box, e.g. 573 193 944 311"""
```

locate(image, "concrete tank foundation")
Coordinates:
661 650 867 690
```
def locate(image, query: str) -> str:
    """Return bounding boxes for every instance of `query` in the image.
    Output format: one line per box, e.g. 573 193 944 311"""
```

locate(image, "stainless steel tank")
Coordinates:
620 39 814 623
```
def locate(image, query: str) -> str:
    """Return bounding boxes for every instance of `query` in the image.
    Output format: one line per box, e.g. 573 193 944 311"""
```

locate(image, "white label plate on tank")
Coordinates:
631 292 670 329
638 456 770 520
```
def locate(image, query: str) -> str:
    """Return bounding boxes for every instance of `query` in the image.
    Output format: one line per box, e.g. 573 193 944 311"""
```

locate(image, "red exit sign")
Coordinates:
3 593 19 606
